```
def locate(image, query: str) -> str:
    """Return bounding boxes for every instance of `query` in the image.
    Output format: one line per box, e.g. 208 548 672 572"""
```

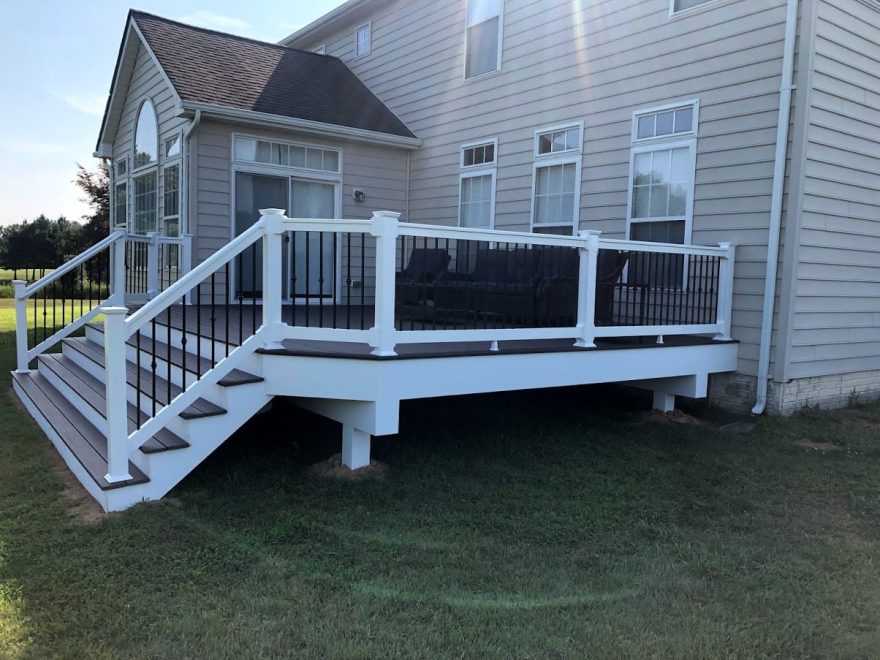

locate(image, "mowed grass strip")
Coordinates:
0 298 878 658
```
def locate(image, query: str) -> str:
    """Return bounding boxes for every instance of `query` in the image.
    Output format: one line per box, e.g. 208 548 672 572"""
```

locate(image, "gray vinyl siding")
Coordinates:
110 39 186 225
293 0 792 376
787 0 880 380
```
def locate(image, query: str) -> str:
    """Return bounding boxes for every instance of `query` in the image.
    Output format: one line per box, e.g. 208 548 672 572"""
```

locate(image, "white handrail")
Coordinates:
21 230 124 298
398 221 585 248
597 238 727 257
124 219 266 337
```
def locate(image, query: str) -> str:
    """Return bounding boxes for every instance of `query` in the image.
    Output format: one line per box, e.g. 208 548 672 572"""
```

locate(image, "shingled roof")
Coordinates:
130 11 415 139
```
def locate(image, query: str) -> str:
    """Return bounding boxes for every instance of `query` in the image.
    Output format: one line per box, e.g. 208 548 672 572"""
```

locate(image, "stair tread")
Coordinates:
86 322 263 387
13 371 149 490
38 354 190 453
60 339 227 420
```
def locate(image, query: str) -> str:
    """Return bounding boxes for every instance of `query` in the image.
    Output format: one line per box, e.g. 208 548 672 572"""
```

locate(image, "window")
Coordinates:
134 100 158 169
634 105 696 141
164 135 181 158
531 123 582 234
233 136 341 173
113 159 128 227
132 171 158 235
459 139 497 229
355 23 371 57
671 0 716 12
313 44 326 55
162 164 180 236
627 101 698 249
465 0 502 78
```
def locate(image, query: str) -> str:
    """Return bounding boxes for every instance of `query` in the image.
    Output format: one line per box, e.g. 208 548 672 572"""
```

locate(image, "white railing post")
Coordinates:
369 210 400 357
260 208 286 350
574 230 601 348
146 232 160 299
103 306 132 483
13 280 30 373
111 233 126 306
715 242 736 341
181 234 193 304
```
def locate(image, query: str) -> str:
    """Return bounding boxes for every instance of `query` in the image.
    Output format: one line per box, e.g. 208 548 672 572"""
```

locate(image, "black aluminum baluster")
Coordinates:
304 231 311 328
211 273 217 365
318 232 325 328
136 330 142 429
42 282 47 343
360 233 366 330
151 318 158 417
225 262 231 357
181 297 188 390
166 308 173 402
251 242 257 336
464 238 472 330
332 232 338 329
345 232 352 329
237 253 244 345
432 236 440 331
196 283 202 379
421 236 428 331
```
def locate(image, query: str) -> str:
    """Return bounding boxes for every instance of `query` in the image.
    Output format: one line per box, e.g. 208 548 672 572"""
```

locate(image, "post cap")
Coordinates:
102 306 129 316
259 208 287 216
578 229 602 238
371 210 401 220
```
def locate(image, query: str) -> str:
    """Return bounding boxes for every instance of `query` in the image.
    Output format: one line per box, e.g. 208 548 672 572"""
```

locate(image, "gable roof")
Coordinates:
280 0 390 47
96 10 415 153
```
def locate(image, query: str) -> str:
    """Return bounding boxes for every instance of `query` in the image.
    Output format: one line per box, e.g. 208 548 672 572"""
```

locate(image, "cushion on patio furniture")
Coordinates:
399 248 450 283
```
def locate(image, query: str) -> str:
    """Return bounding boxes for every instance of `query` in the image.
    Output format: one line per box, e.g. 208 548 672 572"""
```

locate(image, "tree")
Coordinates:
74 161 110 248
0 215 82 267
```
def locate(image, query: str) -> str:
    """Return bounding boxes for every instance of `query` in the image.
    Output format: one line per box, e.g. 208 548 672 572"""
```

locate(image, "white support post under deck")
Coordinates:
342 426 372 470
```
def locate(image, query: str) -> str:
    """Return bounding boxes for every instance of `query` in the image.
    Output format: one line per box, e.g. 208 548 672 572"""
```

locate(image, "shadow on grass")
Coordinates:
1 321 880 658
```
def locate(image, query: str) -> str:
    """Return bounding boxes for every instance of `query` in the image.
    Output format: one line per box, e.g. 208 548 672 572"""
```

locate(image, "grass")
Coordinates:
1 298 879 658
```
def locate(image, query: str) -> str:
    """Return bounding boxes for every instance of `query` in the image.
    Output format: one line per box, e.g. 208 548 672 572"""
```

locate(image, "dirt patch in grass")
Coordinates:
640 409 703 425
44 446 107 525
309 453 388 481
793 439 842 452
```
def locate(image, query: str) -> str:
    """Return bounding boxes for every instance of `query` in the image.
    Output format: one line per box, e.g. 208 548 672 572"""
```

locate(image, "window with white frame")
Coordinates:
113 159 128 228
627 102 698 247
355 23 371 57
671 0 716 13
459 140 497 229
162 164 180 236
465 0 502 78
164 135 181 159
132 171 158 235
531 123 582 234
134 100 158 169
233 136 341 173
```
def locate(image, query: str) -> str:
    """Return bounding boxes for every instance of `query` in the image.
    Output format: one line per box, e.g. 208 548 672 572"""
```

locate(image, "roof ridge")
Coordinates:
129 9 335 60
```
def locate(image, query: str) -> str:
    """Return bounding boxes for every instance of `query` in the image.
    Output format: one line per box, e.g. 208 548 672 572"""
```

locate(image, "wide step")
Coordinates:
38 354 190 453
13 372 149 490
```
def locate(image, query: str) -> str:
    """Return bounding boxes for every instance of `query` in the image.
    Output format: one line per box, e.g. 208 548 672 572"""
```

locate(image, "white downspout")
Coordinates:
753 0 799 415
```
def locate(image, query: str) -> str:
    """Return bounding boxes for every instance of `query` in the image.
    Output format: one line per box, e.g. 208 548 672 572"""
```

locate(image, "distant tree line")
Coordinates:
0 163 109 268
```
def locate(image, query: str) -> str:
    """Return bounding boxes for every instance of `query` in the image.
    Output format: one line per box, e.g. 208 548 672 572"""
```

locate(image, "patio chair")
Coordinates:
395 247 451 315
594 250 629 326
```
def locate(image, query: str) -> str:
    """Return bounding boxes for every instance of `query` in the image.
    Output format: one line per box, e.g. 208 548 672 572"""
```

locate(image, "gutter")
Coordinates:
182 109 202 235
753 0 800 415
179 101 421 149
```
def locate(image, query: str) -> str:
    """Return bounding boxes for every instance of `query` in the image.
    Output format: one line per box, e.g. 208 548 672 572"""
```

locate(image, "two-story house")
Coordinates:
10 0 880 511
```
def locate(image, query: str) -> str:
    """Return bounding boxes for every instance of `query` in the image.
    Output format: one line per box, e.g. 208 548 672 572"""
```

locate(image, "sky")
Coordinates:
0 0 345 226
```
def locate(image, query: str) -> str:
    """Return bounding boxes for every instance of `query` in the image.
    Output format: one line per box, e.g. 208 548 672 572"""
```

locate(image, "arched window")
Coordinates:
134 99 158 168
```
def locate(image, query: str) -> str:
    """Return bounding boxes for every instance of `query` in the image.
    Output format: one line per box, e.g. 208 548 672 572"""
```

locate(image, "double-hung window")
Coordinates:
465 0 502 78
355 23 371 57
459 139 497 229
628 101 698 245
531 123 583 235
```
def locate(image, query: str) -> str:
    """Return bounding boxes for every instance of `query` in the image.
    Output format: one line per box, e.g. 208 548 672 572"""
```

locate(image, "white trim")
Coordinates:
463 0 504 80
529 122 584 235
631 99 700 144
129 19 183 110
354 22 371 57
668 0 737 17
131 168 159 236
625 138 697 245
161 161 182 237
179 101 421 149
231 133 343 175
534 121 584 157
132 98 159 175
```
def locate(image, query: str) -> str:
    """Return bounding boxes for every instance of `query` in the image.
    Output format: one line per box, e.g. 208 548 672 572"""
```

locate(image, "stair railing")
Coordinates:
103 213 275 482
13 230 126 373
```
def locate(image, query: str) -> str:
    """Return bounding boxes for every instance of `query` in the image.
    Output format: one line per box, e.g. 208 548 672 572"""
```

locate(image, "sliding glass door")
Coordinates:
233 171 338 302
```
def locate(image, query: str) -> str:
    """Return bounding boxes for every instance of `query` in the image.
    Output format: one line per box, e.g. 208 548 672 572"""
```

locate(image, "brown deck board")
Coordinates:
13 372 149 490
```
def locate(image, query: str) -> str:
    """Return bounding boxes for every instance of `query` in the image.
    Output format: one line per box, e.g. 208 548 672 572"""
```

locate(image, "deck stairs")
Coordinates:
12 320 272 511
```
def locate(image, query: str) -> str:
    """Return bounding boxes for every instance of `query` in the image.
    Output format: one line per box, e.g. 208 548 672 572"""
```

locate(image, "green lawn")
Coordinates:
1 298 879 658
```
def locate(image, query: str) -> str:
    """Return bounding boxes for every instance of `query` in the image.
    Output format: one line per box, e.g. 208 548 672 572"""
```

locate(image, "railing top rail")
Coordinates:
126 233 187 244
125 219 265 337
20 230 125 299
397 222 588 248
279 217 372 233
598 237 731 257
